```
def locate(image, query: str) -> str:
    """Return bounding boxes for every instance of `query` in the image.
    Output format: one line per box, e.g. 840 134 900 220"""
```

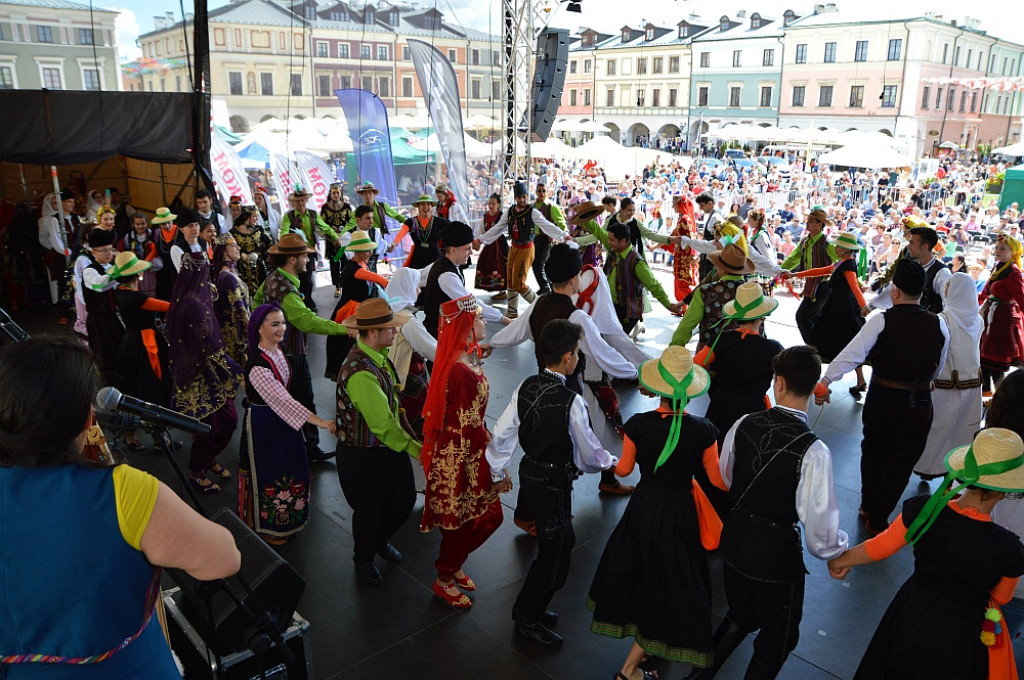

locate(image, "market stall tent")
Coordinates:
999 164 1024 212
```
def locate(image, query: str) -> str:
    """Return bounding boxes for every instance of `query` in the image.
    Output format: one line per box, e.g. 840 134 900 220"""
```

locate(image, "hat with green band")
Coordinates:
344 229 377 252
108 251 152 279
723 281 778 321
904 428 1024 545
638 347 710 472
831 232 863 251
413 193 437 205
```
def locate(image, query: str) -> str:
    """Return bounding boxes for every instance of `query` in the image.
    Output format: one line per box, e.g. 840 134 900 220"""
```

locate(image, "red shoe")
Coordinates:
453 571 476 591
433 580 472 608
513 517 537 536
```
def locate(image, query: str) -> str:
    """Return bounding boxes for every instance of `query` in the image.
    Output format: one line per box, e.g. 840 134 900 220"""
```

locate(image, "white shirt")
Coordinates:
749 229 782 277
478 207 565 245
438 270 505 324
485 370 617 481
38 215 69 255
489 303 637 380
170 242 205 272
871 257 951 311
82 262 116 292
821 310 950 386
720 408 849 560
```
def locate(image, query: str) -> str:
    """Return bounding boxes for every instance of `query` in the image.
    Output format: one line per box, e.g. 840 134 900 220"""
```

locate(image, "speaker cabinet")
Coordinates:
530 28 569 141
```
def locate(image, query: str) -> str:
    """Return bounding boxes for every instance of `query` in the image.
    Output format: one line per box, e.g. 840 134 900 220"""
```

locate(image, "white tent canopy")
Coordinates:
993 141 1024 156
408 132 495 160
817 141 913 169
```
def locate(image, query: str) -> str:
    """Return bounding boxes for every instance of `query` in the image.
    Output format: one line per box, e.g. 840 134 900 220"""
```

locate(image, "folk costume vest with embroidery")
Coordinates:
370 201 391 234
921 259 945 314
507 206 536 247
262 269 306 355
516 372 575 465
604 248 644 319
720 408 817 582
285 208 323 251
422 256 461 338
697 278 744 348
868 305 944 384
336 347 401 448
528 293 587 390
797 234 832 300
403 215 446 269
320 201 351 229
244 351 293 406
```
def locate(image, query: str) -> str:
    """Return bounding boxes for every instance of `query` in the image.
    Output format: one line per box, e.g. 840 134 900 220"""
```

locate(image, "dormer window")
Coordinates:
622 29 630 42
645 28 654 41
750 13 761 29
304 3 316 20
365 7 375 23
720 16 730 31
783 10 796 27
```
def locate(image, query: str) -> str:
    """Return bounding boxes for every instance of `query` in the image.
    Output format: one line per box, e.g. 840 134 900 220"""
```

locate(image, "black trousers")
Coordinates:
287 354 321 452
613 303 640 335
860 384 933 528
336 443 416 564
532 234 552 293
46 256 72 318
794 287 830 344
723 563 805 679
297 266 317 314
512 457 575 624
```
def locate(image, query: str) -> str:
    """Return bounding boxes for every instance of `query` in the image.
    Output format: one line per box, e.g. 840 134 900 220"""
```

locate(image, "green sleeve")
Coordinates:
780 242 803 271
345 213 358 231
280 212 293 235
253 283 266 306
347 371 421 457
280 291 348 335
548 203 567 231
634 259 672 308
638 223 671 244
316 214 339 241
670 288 704 347
826 241 839 263
384 203 404 221
575 219 608 248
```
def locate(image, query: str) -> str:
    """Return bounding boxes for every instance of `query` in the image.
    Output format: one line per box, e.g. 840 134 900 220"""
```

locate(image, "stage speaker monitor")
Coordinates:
530 27 569 141
166 507 306 654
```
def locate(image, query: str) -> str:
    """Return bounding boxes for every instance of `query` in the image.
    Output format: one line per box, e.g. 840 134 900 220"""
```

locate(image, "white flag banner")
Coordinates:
210 138 253 207
271 153 300 206
294 151 334 210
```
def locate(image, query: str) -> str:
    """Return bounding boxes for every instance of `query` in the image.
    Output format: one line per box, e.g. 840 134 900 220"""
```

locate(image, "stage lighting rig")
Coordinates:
559 0 582 12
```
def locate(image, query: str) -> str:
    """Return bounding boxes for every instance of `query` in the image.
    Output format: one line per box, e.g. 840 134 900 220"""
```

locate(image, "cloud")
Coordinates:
112 8 141 62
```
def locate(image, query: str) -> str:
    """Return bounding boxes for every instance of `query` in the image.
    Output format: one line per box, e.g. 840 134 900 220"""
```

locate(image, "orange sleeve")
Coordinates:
843 270 867 307
703 442 727 491
795 264 835 279
140 297 170 312
614 434 637 477
991 576 1020 605
863 513 909 561
392 224 409 243
694 345 714 368
354 268 389 287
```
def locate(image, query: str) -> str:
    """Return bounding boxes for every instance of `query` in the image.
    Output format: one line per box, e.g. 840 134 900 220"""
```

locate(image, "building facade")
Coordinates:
0 0 119 92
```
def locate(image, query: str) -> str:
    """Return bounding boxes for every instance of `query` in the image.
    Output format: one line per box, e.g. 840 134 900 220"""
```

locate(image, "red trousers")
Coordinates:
435 499 503 579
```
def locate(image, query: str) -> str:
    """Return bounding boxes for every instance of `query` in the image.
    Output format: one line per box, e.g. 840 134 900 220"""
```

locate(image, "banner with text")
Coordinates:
335 88 398 206
294 151 334 210
211 138 253 208
270 153 299 208
408 39 470 211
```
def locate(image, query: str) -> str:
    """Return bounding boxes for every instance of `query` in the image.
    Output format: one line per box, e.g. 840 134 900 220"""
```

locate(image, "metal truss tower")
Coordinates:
502 0 550 187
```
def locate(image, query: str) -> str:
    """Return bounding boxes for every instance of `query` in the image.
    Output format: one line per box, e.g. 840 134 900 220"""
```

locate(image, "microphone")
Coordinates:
96 387 212 435
94 408 142 432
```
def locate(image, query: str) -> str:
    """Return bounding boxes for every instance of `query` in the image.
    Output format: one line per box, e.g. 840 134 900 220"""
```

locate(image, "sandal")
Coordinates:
432 580 472 609
123 440 145 452
453 571 476 591
615 671 658 680
190 476 221 494
208 464 232 480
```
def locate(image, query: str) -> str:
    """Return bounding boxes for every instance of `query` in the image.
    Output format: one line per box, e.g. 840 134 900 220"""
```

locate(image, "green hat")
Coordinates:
831 232 863 251
413 193 437 205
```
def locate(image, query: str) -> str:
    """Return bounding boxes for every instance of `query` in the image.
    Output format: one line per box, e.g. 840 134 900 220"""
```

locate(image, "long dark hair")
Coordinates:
986 370 1024 441
0 337 97 467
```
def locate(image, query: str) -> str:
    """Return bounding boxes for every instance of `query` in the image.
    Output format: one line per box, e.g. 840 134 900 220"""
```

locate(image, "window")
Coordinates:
339 43 349 58
83 68 100 91
652 89 660 107
652 57 662 74
584 59 592 74
959 90 967 112
378 77 389 97
942 43 948 64
42 67 61 89
584 88 590 106
669 88 677 106
637 58 647 74
492 79 500 100
471 49 479 65
377 45 388 61
159 77 165 92
318 74 331 96
953 45 960 66
854 40 868 62
760 86 772 107
290 73 302 96
402 77 413 97
795 44 807 64
966 49 972 69
792 85 805 107
978 52 984 71
304 4 316 20
848 85 864 107
317 41 328 57
669 56 679 73
700 52 709 68
361 76 372 91
492 51 499 65
569 89 577 106
882 84 897 107
636 88 645 106
698 86 709 106
570 60 577 74
921 85 930 109
935 87 942 109
763 49 774 67
363 7 373 22
79 28 93 45
229 71 243 95
37 26 52 43
887 38 902 61
339 76 351 89
0 66 14 89
360 44 370 59
818 85 833 107
448 48 457 63
175 75 181 91
260 72 273 95
1004 57 1009 75
401 45 409 60
645 27 654 41
606 88 614 106
607 59 616 75
729 86 740 107
824 42 836 63
329 10 347 20
971 92 978 113
947 87 955 111
732 50 741 67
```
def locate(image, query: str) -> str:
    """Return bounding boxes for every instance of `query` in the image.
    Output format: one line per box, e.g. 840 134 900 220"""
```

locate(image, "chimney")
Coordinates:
153 15 165 29
814 4 824 14
824 3 837 11
736 9 746 18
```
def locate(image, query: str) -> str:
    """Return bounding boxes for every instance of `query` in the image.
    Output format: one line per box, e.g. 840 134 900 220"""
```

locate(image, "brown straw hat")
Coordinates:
356 182 380 194
341 298 412 329
708 242 755 275
268 233 316 255
570 201 604 226
807 207 833 225
639 346 709 400
724 281 779 320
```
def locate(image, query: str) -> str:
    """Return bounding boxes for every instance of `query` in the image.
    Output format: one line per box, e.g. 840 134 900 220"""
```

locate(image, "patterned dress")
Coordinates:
475 211 508 291
215 266 251 369
420 361 498 531
230 225 272 295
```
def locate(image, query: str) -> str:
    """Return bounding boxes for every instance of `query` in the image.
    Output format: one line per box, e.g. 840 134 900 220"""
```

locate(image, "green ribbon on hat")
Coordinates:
703 292 767 360
653 360 695 472
331 230 373 262
904 446 1024 545
107 253 142 280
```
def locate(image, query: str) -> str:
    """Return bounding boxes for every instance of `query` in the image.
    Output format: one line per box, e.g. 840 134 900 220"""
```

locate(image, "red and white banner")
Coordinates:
210 138 253 207
294 151 334 210
920 76 1024 92
271 153 299 205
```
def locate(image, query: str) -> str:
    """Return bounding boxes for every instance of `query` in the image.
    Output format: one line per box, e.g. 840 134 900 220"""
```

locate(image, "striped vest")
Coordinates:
603 248 644 319
798 234 832 300
336 347 401 448
262 269 305 355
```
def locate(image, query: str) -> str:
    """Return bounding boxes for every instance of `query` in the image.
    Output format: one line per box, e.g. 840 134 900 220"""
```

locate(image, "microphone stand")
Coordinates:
153 425 295 679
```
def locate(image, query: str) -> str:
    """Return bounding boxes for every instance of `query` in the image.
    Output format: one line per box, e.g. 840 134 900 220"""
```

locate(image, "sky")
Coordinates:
105 0 1024 63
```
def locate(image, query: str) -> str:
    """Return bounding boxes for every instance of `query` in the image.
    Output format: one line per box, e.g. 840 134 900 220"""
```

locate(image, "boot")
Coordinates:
506 291 519 319
522 287 537 304
684 619 749 680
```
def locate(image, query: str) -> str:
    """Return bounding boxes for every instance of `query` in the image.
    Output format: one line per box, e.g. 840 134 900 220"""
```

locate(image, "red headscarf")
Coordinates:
673 195 697 238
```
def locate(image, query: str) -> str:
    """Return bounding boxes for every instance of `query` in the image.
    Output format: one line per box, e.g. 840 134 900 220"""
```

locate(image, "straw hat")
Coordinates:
807 207 833 225
639 346 709 400
945 428 1024 493
724 281 779 321
345 229 377 252
570 201 604 226
151 207 177 225
341 298 411 329
708 242 755 275
268 233 316 255
413 193 438 205
356 182 380 195
831 232 863 251
109 251 152 279
290 186 311 199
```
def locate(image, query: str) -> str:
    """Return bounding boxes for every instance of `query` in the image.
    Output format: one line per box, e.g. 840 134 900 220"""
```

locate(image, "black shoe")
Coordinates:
307 448 336 462
541 610 558 627
355 561 384 586
378 542 403 563
514 621 563 648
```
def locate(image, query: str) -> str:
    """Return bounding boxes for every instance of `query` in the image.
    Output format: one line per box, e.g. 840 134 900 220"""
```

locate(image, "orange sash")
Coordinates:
140 328 161 380
691 479 722 550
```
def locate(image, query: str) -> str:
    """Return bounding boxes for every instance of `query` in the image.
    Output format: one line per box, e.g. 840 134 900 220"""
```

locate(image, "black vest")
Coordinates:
867 305 944 384
516 372 575 465
403 215 448 269
921 258 945 314
422 256 461 338
506 206 536 246
616 216 646 261
244 351 294 406
720 408 817 582
528 293 587 392
82 262 116 314
535 202 556 247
